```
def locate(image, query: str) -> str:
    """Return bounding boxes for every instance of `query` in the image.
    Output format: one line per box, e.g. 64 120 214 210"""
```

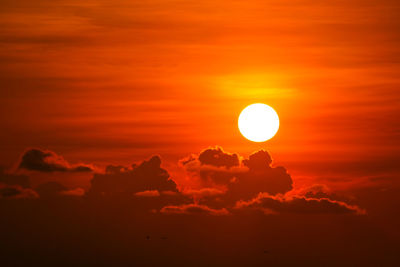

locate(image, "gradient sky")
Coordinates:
1 1 400 266
1 0 399 188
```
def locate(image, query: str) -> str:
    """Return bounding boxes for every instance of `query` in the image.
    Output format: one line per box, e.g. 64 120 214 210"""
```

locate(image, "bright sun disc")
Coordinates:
238 103 280 142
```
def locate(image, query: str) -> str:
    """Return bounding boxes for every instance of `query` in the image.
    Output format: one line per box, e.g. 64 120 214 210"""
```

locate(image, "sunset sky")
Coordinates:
1 1 399 266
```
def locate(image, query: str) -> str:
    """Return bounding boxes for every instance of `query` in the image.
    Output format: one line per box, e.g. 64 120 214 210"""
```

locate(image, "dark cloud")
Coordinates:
231 149 293 198
180 147 293 200
173 147 365 215
235 193 365 215
300 184 334 199
243 150 272 169
0 168 30 188
198 147 239 168
160 204 229 216
182 188 225 198
180 147 241 186
0 167 37 199
19 148 93 172
134 190 160 197
35 181 85 198
88 156 178 196
0 184 38 199
59 187 85 197
36 181 67 198
8 146 364 216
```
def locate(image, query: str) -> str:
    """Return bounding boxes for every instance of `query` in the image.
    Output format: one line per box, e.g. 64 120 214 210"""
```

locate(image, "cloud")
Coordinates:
36 181 85 198
59 187 85 197
170 147 366 215
297 184 332 198
235 193 365 215
88 155 178 196
18 148 93 172
198 147 240 168
180 147 293 199
180 147 242 186
0 168 30 188
35 181 67 197
134 190 160 197
160 204 229 216
182 188 226 198
231 149 293 198
8 146 364 216
0 184 38 199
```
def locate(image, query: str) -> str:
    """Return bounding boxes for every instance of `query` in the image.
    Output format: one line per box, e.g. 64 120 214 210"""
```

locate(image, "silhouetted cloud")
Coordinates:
135 190 161 197
198 147 239 168
19 148 93 172
180 147 242 186
36 181 67 197
160 204 229 216
183 188 225 198
231 149 293 198
170 147 366 215
36 181 84 198
180 147 293 199
8 146 364 216
0 168 30 188
88 156 178 196
235 193 365 215
0 184 38 199
296 184 333 199
59 187 85 197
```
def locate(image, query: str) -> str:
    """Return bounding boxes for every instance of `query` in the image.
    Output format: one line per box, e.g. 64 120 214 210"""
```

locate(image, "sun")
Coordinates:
238 103 280 142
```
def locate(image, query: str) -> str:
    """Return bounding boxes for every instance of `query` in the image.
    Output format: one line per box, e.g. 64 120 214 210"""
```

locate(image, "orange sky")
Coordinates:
1 2 400 265
0 0 399 181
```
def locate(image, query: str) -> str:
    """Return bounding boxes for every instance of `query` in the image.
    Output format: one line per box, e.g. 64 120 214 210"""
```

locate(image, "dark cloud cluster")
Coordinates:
88 155 178 196
198 147 239 168
0 167 30 188
0 168 37 199
232 150 293 198
0 178 84 200
178 147 363 215
1 146 365 216
19 148 93 172
181 147 293 199
234 193 365 215
0 184 38 199
34 181 85 198
160 204 229 216
0 150 88 199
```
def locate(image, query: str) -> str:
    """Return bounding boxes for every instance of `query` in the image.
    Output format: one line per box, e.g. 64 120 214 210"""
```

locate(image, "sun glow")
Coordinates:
238 103 280 142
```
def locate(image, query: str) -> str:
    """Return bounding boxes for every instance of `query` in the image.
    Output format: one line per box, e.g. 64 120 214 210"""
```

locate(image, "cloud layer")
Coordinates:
235 193 365 215
19 148 93 172
0 184 38 199
88 155 178 196
2 146 365 216
160 204 229 216
177 147 363 215
181 147 293 199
